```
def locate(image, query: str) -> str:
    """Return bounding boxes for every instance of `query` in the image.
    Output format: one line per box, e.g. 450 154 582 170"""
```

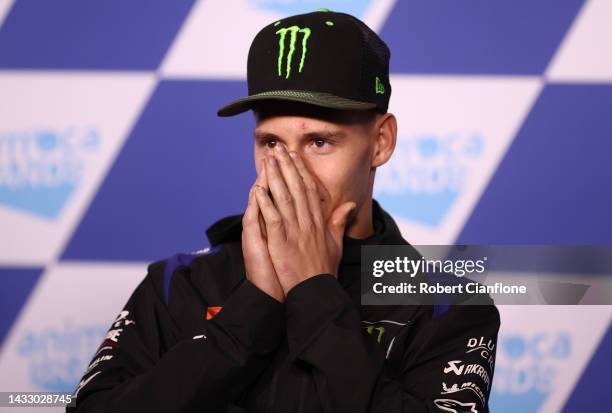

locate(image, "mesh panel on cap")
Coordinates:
341 13 391 113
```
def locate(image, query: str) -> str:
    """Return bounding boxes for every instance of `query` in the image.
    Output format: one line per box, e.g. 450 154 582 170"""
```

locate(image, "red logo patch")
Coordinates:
205 306 222 320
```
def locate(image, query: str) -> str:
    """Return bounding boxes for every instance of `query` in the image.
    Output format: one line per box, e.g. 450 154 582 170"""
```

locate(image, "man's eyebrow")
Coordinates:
302 130 347 140
254 131 280 141
254 130 347 141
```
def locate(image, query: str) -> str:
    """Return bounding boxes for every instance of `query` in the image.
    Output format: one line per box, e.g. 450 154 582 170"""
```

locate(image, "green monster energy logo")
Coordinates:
275 25 311 79
365 325 385 343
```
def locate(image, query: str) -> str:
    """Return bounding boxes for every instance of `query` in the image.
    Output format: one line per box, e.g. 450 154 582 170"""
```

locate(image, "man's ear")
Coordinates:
371 113 397 168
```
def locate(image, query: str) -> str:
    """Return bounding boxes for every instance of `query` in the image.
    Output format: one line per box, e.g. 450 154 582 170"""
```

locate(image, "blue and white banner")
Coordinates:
0 1 610 411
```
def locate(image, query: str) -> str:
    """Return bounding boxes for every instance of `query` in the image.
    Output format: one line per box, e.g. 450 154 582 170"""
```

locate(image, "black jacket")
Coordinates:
68 201 500 412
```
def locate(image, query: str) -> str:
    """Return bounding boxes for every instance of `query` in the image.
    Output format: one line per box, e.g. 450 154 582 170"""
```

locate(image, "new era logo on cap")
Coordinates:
217 9 391 117
375 76 385 94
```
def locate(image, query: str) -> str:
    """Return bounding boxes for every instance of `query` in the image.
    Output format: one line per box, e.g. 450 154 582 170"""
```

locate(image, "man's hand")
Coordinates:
242 162 285 303
253 144 356 294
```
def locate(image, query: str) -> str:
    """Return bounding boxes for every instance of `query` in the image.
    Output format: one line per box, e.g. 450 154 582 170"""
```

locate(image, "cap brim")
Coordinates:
216 90 377 117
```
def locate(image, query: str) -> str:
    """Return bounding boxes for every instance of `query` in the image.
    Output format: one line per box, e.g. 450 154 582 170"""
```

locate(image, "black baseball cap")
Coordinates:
217 8 391 117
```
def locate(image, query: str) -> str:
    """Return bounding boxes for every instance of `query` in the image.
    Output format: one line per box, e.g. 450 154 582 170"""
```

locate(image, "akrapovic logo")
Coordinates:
275 24 311 78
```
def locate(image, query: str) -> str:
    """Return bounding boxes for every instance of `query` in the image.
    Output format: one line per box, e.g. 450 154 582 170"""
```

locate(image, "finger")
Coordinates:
243 185 258 227
329 201 357 246
254 160 269 238
254 159 272 230
310 170 334 221
289 151 326 226
265 154 297 225
258 209 268 240
274 145 312 229
254 184 286 242
243 185 265 241
255 158 269 190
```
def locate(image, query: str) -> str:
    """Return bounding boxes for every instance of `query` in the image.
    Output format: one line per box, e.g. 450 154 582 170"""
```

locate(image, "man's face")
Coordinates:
253 103 379 220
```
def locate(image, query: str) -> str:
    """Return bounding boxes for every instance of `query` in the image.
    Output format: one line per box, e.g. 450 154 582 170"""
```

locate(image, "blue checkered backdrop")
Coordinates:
0 1 610 411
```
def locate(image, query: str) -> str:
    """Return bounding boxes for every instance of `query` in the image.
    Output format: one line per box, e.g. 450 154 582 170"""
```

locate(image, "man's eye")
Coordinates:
265 140 277 148
313 138 327 148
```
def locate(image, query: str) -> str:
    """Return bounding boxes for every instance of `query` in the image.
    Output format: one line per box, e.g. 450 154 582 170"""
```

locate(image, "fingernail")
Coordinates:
275 143 286 153
255 185 265 194
289 151 297 159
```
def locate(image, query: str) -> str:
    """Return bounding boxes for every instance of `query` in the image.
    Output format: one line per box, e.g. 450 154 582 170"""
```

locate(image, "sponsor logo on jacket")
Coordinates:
442 381 486 406
205 306 223 320
433 398 478 413
443 360 491 390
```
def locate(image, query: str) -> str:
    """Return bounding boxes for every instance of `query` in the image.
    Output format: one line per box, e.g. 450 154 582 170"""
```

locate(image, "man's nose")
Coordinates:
279 142 299 155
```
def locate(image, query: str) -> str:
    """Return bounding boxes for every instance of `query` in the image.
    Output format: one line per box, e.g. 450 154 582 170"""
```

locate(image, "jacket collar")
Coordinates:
340 199 408 266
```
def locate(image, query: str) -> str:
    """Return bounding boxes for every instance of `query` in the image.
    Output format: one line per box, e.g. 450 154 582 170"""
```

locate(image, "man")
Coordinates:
69 9 500 413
